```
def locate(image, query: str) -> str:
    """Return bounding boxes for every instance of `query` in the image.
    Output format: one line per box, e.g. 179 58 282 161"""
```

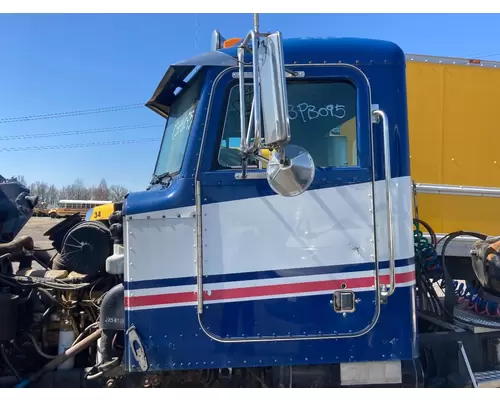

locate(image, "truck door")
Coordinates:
196 64 390 341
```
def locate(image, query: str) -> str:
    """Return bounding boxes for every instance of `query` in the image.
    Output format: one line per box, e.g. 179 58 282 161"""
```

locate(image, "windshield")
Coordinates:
153 74 203 178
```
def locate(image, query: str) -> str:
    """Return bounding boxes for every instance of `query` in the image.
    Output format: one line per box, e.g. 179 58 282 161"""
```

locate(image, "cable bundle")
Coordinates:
413 218 500 322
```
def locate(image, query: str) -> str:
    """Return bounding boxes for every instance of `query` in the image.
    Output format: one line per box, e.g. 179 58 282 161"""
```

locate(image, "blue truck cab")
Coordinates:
119 31 417 387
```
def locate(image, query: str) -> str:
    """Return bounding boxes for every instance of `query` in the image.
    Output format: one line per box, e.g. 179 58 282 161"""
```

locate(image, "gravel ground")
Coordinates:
20 217 59 248
15 217 61 270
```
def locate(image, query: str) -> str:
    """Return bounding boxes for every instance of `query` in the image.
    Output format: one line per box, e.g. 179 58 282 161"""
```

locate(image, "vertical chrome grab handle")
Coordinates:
373 109 396 298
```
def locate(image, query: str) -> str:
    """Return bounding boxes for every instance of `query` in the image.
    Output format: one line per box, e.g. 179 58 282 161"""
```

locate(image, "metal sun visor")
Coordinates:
145 51 238 118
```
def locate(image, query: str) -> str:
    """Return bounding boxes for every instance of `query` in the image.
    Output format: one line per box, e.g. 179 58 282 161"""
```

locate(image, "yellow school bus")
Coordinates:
48 199 112 219
33 201 49 217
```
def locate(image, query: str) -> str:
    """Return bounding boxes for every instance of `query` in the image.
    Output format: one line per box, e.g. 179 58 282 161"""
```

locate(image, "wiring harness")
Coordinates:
413 218 500 326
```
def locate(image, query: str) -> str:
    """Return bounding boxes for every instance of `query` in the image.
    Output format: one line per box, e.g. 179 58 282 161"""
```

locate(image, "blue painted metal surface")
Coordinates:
123 36 415 371
84 208 93 221
126 284 416 372
125 257 414 291
126 36 410 216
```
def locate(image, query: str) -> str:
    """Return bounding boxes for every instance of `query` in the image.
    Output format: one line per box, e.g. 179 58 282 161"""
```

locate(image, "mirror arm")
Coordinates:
251 153 269 164
238 46 248 154
235 20 315 196
239 29 262 167
241 157 249 179
251 31 262 153
245 100 255 150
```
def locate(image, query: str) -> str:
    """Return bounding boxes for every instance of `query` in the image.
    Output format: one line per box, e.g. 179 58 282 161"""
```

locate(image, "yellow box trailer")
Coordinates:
407 54 500 254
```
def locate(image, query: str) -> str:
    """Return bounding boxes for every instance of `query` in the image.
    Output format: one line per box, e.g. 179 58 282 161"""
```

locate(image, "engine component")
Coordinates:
0 175 38 243
32 249 55 270
106 245 124 275
95 284 125 370
471 236 500 295
106 211 124 275
100 284 124 331
15 268 68 279
0 235 34 271
0 290 19 342
57 310 76 370
16 329 103 388
43 214 82 253
53 221 113 276
109 211 123 245
0 235 34 259
0 253 13 275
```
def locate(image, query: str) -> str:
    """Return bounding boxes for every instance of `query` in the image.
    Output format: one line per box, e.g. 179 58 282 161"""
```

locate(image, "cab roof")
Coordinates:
146 36 405 118
221 36 405 66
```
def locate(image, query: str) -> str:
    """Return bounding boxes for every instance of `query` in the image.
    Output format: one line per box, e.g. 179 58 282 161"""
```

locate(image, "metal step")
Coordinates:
453 307 500 333
474 370 500 388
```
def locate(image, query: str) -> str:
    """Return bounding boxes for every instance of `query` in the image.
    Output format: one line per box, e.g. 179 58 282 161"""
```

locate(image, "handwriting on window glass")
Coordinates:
288 103 347 123
172 108 195 139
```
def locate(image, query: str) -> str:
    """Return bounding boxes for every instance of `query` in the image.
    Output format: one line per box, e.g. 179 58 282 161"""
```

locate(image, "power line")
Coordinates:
461 51 500 59
195 13 200 50
0 123 164 141
462 51 489 58
472 52 500 59
0 103 146 124
0 137 161 152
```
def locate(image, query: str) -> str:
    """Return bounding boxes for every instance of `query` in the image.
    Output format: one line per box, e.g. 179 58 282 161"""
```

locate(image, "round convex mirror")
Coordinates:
266 144 315 197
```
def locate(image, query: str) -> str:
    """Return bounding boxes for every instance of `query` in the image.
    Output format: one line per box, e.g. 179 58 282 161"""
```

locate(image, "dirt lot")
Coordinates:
20 217 60 249
16 217 61 270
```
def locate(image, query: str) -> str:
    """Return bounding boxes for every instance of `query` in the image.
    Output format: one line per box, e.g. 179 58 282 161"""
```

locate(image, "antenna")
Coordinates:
195 13 200 50
253 13 259 33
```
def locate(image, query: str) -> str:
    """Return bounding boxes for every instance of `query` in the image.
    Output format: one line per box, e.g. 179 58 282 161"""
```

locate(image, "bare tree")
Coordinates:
66 178 91 200
13 175 27 186
109 185 128 202
58 185 70 201
29 181 49 203
92 178 109 201
46 185 59 206
22 177 128 203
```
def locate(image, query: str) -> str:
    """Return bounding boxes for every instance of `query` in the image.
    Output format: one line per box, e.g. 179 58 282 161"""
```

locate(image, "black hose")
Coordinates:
30 304 55 330
437 230 500 329
416 265 444 316
41 304 54 321
414 218 437 247
440 230 487 313
35 287 59 306
440 230 488 274
23 333 57 360
85 370 104 381
0 344 22 383
10 340 24 355
0 275 22 289
32 255 49 269
412 221 500 329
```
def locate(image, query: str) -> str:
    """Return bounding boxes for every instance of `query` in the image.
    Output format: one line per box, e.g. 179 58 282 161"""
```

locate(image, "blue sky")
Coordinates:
1 13 499 192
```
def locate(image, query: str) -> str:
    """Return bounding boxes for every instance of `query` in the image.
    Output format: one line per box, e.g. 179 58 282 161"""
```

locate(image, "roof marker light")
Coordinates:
223 38 242 48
